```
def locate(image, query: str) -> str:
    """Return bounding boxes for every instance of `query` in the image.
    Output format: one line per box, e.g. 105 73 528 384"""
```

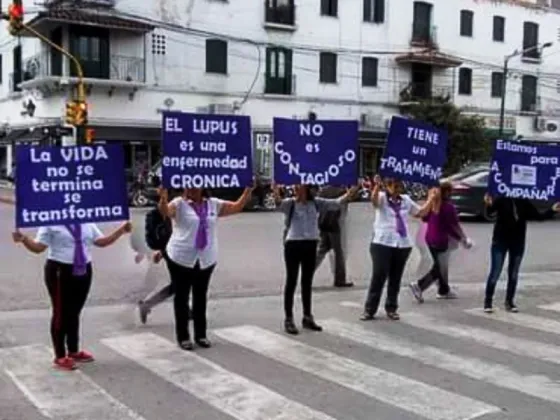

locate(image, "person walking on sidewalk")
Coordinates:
483 194 560 313
361 176 435 321
12 221 132 371
158 186 253 351
273 183 357 335
409 182 472 303
314 185 353 288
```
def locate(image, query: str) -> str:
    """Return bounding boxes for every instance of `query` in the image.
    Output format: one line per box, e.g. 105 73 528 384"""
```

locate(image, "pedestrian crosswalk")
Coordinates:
5 300 560 419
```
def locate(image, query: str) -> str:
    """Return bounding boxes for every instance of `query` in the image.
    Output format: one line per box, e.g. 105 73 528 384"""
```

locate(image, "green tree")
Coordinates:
399 94 491 175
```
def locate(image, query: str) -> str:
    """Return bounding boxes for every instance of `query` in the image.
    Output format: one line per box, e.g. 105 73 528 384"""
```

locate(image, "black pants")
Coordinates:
284 240 318 319
44 260 92 359
315 230 346 286
144 251 176 310
485 239 525 306
417 246 450 295
167 258 215 343
364 243 411 315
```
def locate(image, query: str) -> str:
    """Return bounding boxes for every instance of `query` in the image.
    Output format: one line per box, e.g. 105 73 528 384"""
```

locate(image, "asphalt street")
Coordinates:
0 199 559 311
3 197 560 419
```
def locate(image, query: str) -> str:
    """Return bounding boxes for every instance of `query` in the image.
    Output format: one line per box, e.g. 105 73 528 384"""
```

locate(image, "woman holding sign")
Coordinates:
12 221 132 371
273 183 357 335
361 176 435 321
158 186 253 351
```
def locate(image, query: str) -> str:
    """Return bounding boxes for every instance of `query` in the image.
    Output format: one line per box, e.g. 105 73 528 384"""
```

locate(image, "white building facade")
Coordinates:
1 0 560 177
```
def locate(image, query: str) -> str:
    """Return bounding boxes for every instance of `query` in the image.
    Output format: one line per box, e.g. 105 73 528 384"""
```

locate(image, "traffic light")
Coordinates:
74 101 88 126
85 128 95 144
7 1 23 36
65 101 77 125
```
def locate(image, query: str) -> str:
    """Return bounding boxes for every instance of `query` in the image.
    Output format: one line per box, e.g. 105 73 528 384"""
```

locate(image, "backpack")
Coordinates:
145 208 172 251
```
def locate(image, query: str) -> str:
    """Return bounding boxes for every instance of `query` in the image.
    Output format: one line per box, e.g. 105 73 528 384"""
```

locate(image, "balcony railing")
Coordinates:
17 51 145 84
411 24 438 48
264 1 296 26
399 81 452 102
264 74 296 95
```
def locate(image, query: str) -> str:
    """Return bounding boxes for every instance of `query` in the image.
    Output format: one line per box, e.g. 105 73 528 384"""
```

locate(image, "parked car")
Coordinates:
449 170 556 221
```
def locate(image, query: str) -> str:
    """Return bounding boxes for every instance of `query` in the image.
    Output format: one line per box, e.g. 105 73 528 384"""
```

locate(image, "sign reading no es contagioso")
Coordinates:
488 139 560 201
15 145 129 228
161 112 254 189
273 118 358 185
380 116 448 186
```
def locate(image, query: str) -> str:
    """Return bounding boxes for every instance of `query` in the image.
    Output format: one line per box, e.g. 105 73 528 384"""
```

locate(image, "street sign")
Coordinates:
255 133 271 150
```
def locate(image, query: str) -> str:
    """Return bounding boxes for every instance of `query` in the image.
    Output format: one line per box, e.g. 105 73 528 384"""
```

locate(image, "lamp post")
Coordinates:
498 42 553 138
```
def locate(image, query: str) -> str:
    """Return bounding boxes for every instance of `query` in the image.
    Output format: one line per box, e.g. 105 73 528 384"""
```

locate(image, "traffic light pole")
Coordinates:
3 17 87 145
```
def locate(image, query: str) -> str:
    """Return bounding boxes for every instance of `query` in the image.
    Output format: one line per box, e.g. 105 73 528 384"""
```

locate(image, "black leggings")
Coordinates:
284 240 318 319
167 258 215 343
44 260 92 359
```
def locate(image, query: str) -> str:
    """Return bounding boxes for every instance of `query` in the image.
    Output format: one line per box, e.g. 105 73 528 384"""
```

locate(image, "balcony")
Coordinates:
264 75 296 96
15 51 146 96
411 24 438 49
399 82 453 104
264 0 296 31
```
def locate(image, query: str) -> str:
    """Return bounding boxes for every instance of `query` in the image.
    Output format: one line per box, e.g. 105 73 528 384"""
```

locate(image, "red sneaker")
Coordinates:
53 357 77 371
69 350 95 363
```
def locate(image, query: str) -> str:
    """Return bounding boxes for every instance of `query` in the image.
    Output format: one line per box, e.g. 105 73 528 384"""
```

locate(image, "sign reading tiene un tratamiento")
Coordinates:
15 144 129 228
161 112 254 189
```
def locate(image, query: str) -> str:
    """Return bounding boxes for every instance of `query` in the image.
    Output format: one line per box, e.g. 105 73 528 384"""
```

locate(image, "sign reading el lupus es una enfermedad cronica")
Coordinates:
161 112 254 189
273 118 358 186
488 139 560 201
15 145 130 228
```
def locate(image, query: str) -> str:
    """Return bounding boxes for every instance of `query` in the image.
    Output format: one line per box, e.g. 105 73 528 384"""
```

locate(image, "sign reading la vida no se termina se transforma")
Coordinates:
15 145 130 228
161 112 254 189
379 116 448 186
488 139 560 201
272 118 358 186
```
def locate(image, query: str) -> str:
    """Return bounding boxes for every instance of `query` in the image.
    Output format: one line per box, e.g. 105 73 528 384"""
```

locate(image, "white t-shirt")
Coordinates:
372 192 420 248
35 224 104 264
165 197 224 269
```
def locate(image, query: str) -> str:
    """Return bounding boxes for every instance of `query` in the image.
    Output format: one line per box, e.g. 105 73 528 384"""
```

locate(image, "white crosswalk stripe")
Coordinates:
538 302 560 313
214 325 500 420
465 307 560 336
322 318 560 404
102 332 337 420
0 345 145 420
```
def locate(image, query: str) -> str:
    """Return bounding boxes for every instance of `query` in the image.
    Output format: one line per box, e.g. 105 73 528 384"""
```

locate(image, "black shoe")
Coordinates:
505 302 519 313
334 282 354 288
284 318 299 335
386 311 400 321
195 338 212 348
484 300 494 313
178 340 193 351
138 301 150 325
360 312 375 321
302 316 323 331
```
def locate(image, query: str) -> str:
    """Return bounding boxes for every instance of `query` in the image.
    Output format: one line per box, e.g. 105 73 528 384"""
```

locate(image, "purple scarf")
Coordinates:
387 197 407 238
190 200 209 250
64 224 87 276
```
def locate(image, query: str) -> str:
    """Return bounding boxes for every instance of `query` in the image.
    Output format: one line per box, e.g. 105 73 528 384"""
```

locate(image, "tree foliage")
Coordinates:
399 95 491 175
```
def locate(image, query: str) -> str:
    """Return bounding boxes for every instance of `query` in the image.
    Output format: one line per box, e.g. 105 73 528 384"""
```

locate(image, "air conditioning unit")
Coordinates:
544 120 560 134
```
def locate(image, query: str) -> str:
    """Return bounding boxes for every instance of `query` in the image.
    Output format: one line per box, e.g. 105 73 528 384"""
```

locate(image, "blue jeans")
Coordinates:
484 240 525 306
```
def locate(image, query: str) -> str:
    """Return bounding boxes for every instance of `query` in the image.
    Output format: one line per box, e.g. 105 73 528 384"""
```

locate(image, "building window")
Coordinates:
12 45 21 92
205 39 228 74
362 57 378 87
319 52 337 83
521 75 537 112
458 67 472 95
321 0 338 17
0 55 3 84
363 0 384 23
265 0 296 26
69 27 109 79
460 10 473 37
151 33 166 55
265 47 293 95
412 1 433 44
493 16 505 42
523 22 540 59
491 72 503 98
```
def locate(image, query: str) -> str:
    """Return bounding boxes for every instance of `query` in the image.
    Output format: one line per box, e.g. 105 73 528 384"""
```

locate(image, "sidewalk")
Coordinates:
0 185 14 204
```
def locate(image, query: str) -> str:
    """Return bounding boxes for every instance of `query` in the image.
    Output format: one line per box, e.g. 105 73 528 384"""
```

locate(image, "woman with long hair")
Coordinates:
12 221 132 371
158 186 253 350
273 183 357 335
409 181 472 304
361 176 435 321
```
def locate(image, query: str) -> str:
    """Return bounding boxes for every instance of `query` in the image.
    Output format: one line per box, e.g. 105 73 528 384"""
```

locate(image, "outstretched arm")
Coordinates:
219 187 254 217
94 221 132 248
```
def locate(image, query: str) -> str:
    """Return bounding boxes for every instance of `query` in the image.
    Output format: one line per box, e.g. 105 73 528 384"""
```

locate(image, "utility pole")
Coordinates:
2 0 89 145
